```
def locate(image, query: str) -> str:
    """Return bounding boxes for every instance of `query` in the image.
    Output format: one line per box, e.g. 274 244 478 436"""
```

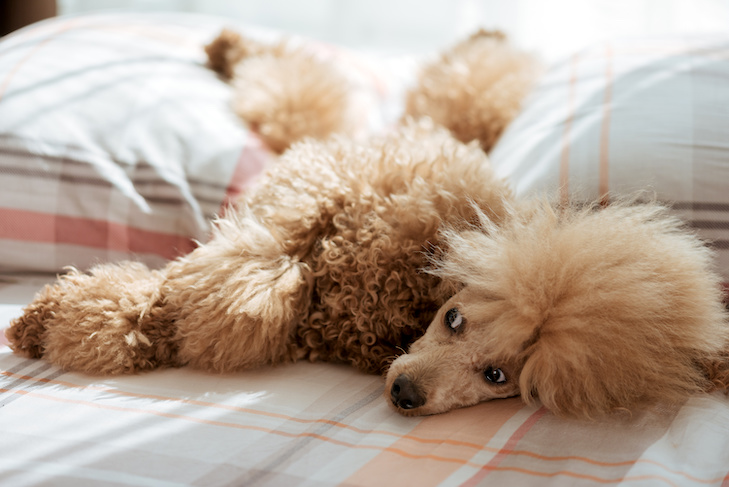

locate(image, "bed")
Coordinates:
1 13 729 486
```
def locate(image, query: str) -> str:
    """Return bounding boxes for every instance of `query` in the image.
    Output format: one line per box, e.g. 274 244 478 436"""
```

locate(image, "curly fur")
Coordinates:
6 120 512 376
205 29 355 153
386 200 729 418
405 29 541 152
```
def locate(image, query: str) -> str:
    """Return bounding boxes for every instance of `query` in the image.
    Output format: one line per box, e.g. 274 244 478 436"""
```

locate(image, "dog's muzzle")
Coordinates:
390 374 426 410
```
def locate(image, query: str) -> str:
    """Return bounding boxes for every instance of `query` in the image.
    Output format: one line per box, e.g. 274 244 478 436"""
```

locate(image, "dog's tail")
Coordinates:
5 284 57 360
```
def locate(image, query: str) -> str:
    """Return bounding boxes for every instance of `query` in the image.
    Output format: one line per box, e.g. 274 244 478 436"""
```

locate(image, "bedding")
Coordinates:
1 275 729 485
490 34 729 286
1 13 729 487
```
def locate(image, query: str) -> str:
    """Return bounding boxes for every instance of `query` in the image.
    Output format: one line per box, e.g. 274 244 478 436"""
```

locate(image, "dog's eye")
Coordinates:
444 307 464 332
484 366 507 384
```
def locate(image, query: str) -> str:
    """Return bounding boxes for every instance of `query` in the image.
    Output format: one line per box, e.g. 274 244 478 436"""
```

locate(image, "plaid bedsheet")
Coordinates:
1 277 728 487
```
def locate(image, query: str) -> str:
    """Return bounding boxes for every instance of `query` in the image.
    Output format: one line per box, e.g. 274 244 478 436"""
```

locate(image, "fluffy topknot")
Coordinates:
433 199 729 417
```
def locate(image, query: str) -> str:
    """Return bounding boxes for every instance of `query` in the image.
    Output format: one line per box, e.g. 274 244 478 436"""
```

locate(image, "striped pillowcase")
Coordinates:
491 35 729 286
0 14 275 273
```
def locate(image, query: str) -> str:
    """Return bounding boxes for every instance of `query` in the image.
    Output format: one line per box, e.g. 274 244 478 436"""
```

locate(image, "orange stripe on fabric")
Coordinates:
0 369 496 450
598 43 614 206
560 52 581 206
0 18 84 103
0 388 707 487
0 208 195 259
0 371 715 483
0 386 498 467
2 381 726 485
464 466 684 487
345 398 525 485
462 406 547 486
0 368 723 484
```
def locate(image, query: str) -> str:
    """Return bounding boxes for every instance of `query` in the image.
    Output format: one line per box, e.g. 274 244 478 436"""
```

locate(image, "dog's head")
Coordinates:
385 287 524 416
385 200 729 418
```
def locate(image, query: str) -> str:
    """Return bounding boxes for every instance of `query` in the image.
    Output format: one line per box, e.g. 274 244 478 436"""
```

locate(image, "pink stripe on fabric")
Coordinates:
461 406 549 486
0 208 195 259
560 53 581 206
598 43 614 205
222 133 271 210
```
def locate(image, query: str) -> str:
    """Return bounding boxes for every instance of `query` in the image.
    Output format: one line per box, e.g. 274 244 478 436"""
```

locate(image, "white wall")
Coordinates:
58 0 729 60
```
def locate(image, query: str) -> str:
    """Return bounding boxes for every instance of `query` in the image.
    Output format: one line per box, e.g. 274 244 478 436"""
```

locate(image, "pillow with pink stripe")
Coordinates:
0 13 276 273
490 35 729 286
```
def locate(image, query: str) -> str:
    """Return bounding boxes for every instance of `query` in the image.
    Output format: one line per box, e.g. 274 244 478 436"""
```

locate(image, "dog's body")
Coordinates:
6 121 511 376
6 30 729 419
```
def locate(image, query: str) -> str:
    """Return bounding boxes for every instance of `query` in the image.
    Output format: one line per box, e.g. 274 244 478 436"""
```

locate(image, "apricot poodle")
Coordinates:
6 30 729 420
6 120 511 375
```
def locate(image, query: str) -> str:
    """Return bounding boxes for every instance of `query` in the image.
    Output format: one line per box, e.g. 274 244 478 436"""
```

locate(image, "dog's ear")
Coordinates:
516 314 719 419
517 330 633 418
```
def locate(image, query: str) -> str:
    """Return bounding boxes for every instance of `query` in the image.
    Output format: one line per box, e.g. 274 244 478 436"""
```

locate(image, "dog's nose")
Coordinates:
390 374 425 410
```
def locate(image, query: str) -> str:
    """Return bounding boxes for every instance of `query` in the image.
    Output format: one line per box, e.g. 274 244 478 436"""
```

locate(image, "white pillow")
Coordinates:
491 35 729 286
0 13 280 273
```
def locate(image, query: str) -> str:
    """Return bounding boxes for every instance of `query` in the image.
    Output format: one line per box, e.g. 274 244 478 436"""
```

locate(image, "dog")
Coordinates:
6 119 512 375
6 30 729 419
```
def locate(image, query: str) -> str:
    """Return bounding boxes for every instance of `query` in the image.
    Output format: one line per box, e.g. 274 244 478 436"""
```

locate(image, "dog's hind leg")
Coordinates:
6 210 312 375
5 263 179 375
165 209 313 373
205 29 354 153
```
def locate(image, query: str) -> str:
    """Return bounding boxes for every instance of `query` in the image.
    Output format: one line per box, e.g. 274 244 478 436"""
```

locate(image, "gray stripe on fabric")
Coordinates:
0 133 232 192
0 361 66 408
0 161 224 207
237 384 386 486
673 202 729 212
691 220 729 230
708 240 729 250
